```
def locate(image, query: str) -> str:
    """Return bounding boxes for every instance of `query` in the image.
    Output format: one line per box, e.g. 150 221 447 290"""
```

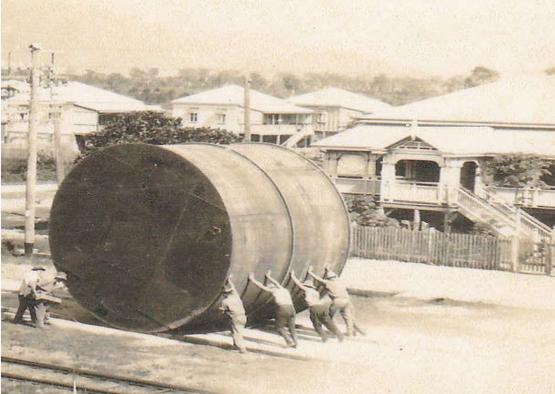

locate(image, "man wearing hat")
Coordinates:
308 265 363 337
39 272 67 325
290 270 343 343
219 277 247 353
248 270 298 348
13 266 45 325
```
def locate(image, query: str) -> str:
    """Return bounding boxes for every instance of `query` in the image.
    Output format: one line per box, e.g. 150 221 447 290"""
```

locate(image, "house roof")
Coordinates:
313 124 555 158
288 87 392 113
171 84 313 114
363 76 555 126
6 81 159 113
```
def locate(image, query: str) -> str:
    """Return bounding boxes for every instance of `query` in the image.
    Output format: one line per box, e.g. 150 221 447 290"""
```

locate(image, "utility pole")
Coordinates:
48 51 65 184
52 106 64 184
243 75 251 142
24 43 41 256
7 51 12 76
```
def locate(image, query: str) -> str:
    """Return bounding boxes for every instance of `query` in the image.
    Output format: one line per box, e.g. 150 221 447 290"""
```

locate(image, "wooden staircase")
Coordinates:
281 127 313 148
456 187 551 241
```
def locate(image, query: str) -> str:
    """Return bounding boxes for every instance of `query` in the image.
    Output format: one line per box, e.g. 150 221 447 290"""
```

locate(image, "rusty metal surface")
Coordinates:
229 143 350 314
49 143 349 333
163 144 293 329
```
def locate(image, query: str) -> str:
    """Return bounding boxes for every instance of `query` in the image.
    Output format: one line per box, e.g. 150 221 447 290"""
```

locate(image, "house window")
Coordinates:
395 161 407 177
189 112 198 123
264 114 282 125
217 113 226 125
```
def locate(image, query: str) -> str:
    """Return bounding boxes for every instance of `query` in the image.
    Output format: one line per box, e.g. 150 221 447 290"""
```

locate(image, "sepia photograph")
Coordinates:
1 1 554 393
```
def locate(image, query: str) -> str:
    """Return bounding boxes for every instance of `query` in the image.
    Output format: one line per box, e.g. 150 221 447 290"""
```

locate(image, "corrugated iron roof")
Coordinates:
171 84 313 114
314 124 555 158
288 87 391 113
5 81 158 112
364 76 555 126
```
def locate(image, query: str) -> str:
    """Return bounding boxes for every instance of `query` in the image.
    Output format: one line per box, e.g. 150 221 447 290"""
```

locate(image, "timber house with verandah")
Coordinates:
287 87 391 142
170 84 314 147
313 76 555 241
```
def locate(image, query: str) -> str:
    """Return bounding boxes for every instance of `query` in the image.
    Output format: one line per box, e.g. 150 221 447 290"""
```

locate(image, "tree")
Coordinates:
106 72 127 92
346 195 399 227
464 66 500 88
79 111 241 159
483 154 552 189
249 72 269 91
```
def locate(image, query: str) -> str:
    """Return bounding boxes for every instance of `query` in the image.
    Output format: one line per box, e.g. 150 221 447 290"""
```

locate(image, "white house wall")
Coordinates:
308 106 365 133
67 105 98 134
171 103 309 135
2 102 93 160
171 103 262 134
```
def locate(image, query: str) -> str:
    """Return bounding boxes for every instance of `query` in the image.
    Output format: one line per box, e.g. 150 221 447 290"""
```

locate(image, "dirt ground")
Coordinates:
3 283 555 394
2 307 373 394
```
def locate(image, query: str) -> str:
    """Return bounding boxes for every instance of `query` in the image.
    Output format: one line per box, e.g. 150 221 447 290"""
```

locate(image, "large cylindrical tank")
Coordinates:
49 143 350 333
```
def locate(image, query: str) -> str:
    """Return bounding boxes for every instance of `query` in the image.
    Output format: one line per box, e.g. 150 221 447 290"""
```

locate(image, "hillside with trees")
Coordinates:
50 66 502 106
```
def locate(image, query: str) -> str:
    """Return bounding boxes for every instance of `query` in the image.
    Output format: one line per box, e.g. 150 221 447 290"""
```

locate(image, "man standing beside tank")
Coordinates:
248 270 298 348
307 265 365 337
220 277 247 353
13 266 45 326
289 270 343 343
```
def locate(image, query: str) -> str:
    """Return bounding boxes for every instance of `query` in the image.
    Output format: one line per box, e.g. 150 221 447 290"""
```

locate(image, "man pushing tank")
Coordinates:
248 270 298 348
307 265 365 337
289 270 343 343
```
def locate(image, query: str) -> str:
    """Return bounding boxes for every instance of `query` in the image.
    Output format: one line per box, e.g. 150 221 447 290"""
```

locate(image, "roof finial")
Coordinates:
410 119 418 140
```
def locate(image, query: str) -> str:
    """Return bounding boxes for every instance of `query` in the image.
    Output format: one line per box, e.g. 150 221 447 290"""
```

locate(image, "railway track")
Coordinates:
1 356 214 394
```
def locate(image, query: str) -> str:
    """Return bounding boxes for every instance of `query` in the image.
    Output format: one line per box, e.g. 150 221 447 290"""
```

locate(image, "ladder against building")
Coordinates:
456 187 552 241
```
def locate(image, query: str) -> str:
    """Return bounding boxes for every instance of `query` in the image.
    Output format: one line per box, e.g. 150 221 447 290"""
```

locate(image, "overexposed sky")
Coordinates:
2 0 554 77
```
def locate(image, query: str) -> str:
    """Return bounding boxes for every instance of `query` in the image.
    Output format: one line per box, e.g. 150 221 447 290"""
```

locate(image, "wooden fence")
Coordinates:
350 225 555 275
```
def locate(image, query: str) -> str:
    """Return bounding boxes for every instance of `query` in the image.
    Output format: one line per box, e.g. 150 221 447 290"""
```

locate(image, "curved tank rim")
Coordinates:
222 146 297 314
51 142 351 333
231 142 352 275
160 143 296 328
51 143 236 333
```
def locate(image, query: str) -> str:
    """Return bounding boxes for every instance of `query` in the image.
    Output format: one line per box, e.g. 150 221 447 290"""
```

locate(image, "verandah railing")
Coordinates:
350 225 555 275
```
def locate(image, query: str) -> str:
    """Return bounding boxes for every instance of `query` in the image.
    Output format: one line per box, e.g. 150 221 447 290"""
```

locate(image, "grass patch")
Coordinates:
1 154 68 183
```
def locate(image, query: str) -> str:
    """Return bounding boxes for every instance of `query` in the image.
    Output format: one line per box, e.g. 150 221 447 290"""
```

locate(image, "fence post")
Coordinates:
511 234 520 273
510 210 522 273
547 227 555 276
351 222 357 257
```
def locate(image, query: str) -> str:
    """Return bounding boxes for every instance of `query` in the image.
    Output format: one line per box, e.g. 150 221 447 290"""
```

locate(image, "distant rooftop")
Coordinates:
288 87 391 113
363 76 555 126
5 81 159 113
171 84 313 114
2 79 30 93
314 124 555 158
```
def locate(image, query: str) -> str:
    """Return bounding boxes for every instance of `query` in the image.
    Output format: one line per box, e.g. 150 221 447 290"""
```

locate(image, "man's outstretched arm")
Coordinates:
265 270 282 288
289 270 304 289
307 266 325 285
248 273 272 292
